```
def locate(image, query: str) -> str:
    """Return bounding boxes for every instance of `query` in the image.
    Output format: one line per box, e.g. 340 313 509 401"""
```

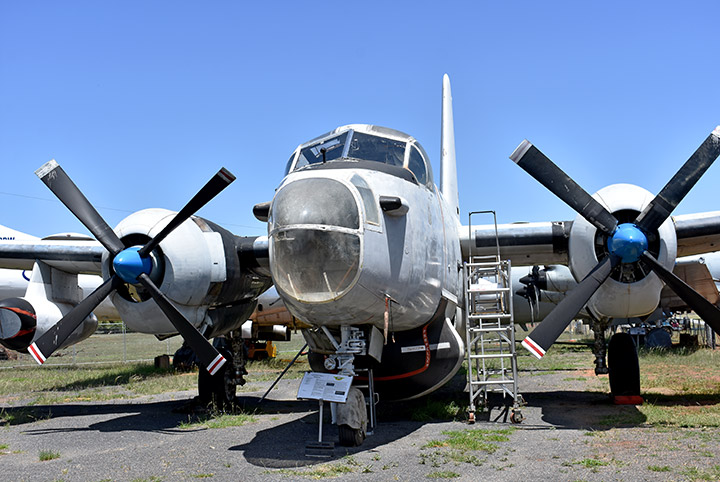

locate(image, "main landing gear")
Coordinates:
607 332 643 405
590 321 643 405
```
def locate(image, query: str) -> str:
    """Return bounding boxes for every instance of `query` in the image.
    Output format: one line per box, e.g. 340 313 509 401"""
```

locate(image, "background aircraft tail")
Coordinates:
440 74 460 218
0 224 39 241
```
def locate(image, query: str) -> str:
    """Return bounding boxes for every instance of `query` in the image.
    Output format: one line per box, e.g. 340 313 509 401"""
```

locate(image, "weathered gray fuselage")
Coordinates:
268 125 462 333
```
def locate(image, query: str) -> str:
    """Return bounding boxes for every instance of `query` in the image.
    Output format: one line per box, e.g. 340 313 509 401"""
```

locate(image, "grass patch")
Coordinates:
648 465 671 472
38 449 60 461
275 462 355 479
425 428 514 454
411 399 465 422
679 465 720 481
427 471 460 479
1 407 53 426
178 411 257 430
0 363 197 404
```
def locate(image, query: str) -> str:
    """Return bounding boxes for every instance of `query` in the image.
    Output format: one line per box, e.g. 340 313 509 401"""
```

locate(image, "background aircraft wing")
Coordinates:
675 211 720 257
464 211 720 268
662 255 720 311
0 240 105 274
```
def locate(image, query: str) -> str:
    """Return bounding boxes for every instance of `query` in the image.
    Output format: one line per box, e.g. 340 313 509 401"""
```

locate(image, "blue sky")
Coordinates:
2 1 720 238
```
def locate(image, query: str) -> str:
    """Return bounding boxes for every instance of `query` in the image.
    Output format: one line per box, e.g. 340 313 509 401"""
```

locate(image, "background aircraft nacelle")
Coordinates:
102 208 265 338
568 184 677 319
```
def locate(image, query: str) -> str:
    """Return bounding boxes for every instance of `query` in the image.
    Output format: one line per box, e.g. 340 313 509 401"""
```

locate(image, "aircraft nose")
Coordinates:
269 178 362 303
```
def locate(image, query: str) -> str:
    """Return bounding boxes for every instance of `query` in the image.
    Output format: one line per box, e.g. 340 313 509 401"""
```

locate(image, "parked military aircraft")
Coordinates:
2 75 720 446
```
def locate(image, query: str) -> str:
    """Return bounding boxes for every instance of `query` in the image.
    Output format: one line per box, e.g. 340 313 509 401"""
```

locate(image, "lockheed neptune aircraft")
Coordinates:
2 75 720 446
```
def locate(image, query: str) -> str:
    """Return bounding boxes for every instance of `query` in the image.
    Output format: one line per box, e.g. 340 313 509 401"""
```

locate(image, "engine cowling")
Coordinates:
102 208 269 338
568 184 677 319
0 298 37 352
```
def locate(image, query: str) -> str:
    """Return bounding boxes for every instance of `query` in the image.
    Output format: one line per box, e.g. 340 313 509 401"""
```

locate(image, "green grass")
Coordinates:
178 412 257 430
425 428 514 454
411 399 465 422
274 463 355 479
647 465 672 472
38 449 60 461
679 465 720 481
427 471 460 479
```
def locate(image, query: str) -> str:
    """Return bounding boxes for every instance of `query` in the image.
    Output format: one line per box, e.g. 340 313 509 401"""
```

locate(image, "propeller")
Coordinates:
27 160 235 375
512 126 720 359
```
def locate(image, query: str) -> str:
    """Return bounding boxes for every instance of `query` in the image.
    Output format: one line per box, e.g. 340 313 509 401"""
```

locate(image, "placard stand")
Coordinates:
297 372 352 458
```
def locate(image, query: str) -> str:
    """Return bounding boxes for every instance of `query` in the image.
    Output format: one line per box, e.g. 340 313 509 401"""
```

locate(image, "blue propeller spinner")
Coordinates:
112 247 153 283
607 223 649 263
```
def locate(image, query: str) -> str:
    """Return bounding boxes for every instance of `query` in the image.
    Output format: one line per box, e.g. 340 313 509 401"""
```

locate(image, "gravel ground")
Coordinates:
1 369 719 482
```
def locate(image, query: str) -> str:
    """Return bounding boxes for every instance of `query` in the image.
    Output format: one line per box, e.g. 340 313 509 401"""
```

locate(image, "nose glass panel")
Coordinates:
271 229 360 303
272 178 359 230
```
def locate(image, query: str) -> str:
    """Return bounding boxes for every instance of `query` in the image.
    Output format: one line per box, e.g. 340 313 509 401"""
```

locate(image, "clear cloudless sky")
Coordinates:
2 1 720 238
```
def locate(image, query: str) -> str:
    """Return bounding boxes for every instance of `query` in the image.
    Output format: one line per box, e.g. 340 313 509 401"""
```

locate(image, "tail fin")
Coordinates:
440 74 459 217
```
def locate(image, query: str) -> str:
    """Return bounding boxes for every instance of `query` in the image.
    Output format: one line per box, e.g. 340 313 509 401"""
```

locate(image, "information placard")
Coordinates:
297 372 352 403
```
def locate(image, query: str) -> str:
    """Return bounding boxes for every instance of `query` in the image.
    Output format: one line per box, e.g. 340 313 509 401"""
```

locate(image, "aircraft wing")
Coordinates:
0 239 106 274
661 254 720 311
461 220 572 266
464 210 720 267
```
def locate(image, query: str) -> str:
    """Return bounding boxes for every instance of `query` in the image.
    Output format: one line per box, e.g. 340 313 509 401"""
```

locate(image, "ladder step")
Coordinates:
469 379 517 386
467 287 510 293
469 313 512 320
468 353 515 359
468 326 513 332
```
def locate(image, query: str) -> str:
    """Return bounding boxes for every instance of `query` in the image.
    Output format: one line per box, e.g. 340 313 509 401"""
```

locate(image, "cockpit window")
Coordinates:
408 145 428 186
296 132 349 169
347 132 406 167
284 152 297 176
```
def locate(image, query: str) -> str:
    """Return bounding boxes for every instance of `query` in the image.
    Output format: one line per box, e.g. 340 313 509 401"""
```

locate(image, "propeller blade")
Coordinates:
138 168 236 257
635 126 720 233
522 255 618 359
510 140 618 236
35 160 125 256
28 276 121 365
136 273 226 374
640 251 720 335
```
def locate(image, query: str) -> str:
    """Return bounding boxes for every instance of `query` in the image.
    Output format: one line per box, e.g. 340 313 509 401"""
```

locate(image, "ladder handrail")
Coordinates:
468 210 501 264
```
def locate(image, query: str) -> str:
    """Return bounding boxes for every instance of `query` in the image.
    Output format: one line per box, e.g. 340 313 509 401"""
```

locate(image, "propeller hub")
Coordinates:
607 223 648 263
113 246 153 283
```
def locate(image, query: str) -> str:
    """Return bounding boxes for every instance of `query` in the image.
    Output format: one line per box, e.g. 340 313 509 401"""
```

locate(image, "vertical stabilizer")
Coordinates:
440 74 459 216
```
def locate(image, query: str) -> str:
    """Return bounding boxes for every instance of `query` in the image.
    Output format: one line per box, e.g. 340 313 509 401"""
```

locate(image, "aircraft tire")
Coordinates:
608 332 640 396
198 347 236 409
338 424 365 447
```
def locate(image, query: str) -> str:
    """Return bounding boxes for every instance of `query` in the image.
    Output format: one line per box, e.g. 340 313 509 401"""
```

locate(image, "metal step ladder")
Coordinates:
465 211 523 423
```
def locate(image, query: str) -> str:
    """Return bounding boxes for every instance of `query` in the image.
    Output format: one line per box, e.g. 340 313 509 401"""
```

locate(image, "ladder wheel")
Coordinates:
510 410 524 424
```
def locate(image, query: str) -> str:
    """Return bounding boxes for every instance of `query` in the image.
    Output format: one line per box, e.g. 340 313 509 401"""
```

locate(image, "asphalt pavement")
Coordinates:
1 370 718 481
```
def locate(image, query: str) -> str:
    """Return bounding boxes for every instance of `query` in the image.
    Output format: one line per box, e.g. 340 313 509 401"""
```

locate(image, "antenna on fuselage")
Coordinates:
440 74 459 216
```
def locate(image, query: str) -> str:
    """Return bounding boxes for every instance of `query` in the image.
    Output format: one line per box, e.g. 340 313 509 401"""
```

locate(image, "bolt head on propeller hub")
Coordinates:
113 246 153 283
607 223 648 263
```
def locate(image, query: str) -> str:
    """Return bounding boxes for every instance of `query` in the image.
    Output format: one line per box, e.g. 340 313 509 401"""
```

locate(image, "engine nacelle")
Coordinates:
103 209 269 338
0 298 37 352
0 295 97 353
568 184 677 319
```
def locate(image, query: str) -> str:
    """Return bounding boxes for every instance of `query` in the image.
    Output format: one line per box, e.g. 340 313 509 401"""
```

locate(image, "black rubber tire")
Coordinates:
197 347 236 409
608 332 641 396
338 424 365 447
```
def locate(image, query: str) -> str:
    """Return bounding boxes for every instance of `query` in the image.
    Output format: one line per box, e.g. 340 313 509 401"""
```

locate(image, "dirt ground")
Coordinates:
1 366 720 481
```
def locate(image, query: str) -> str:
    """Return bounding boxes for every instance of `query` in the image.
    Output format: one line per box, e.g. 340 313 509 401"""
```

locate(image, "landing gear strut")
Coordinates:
321 326 372 446
590 316 609 375
197 333 246 409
